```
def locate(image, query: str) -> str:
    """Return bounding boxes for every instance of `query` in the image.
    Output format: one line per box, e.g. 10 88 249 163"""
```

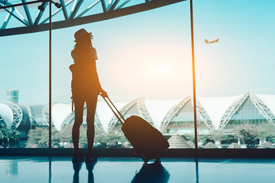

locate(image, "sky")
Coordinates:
0 0 275 105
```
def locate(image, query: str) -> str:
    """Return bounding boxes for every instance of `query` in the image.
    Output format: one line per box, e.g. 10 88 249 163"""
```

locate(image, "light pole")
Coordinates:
38 0 61 149
189 0 198 150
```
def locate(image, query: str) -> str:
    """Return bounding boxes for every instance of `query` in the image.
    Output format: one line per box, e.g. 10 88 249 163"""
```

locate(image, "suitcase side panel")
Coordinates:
121 116 169 152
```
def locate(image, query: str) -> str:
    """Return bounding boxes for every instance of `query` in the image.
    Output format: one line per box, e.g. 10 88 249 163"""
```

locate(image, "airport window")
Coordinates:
0 0 274 152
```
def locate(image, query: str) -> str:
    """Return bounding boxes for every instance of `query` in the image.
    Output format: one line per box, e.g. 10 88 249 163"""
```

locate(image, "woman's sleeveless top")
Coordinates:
69 47 101 99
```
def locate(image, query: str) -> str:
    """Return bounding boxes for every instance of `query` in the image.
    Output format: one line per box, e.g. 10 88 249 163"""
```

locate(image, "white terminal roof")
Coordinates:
144 98 183 130
198 95 242 129
52 103 72 131
255 94 275 116
96 101 128 131
0 103 13 128
5 93 275 131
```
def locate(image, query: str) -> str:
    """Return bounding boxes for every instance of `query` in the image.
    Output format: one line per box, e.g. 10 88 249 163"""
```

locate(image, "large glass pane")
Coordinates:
0 32 49 148
51 1 193 149
194 0 275 149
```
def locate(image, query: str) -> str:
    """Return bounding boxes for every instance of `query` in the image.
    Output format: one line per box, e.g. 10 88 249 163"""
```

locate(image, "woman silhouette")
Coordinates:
70 28 107 161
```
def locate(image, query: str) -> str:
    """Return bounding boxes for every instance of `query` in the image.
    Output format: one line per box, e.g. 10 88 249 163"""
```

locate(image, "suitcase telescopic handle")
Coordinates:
102 96 126 125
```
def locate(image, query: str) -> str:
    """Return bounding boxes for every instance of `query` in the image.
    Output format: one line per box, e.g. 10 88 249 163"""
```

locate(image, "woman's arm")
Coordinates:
94 62 107 97
91 47 107 97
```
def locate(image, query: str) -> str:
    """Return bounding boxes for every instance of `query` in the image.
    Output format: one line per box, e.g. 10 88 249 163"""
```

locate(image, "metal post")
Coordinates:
190 0 198 150
49 156 52 183
49 0 52 149
195 157 199 183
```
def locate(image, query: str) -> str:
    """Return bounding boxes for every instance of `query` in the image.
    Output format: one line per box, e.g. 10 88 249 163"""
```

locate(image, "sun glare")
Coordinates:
153 65 168 75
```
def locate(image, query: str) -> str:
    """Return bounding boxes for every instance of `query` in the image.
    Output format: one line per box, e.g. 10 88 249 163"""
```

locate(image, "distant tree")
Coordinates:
25 124 129 148
0 127 20 148
79 125 88 147
38 130 49 147
58 124 73 145
209 130 227 143
258 123 275 142
51 128 60 147
106 131 127 144
183 133 195 142
94 128 128 148
94 127 107 145
182 133 215 146
232 124 261 149
0 130 3 140
26 127 46 147
26 127 55 148
59 124 104 148
198 134 212 146
183 133 217 146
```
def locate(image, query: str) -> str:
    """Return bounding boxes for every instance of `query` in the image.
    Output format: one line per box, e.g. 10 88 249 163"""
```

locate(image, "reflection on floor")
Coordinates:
0 156 275 183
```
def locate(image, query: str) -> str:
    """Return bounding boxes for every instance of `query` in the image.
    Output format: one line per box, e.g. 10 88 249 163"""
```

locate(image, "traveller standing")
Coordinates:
70 28 107 161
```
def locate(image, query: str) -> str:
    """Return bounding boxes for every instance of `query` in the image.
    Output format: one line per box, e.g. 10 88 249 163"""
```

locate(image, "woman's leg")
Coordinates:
72 99 85 154
86 95 98 154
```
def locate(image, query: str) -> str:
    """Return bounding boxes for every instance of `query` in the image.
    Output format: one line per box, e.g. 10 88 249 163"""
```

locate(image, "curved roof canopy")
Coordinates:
3 92 275 132
0 102 23 129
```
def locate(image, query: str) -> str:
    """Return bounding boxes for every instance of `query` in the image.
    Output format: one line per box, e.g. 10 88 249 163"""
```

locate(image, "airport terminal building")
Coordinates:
1 92 274 137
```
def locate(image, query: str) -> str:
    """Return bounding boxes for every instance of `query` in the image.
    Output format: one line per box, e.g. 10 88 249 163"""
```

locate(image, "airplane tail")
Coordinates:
205 39 208 43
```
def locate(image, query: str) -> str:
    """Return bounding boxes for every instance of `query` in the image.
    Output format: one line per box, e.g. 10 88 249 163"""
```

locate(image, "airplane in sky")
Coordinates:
205 38 219 44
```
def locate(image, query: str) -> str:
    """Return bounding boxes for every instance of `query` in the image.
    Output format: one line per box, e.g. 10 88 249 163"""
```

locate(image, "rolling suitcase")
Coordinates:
103 96 169 162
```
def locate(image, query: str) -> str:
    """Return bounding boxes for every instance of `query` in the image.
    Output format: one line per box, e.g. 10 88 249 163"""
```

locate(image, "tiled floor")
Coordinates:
0 156 275 183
